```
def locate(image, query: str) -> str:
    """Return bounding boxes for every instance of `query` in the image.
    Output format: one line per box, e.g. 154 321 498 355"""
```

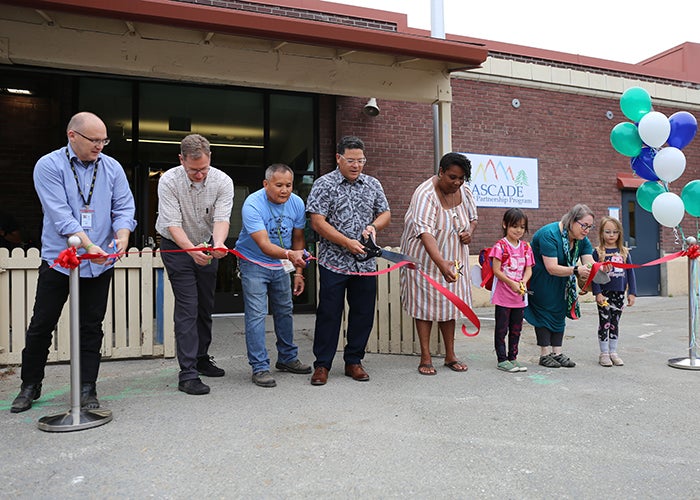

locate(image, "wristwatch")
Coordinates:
573 265 579 276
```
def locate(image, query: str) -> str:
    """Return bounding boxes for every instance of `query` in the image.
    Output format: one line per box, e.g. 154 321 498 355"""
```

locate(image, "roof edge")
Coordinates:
1 0 488 67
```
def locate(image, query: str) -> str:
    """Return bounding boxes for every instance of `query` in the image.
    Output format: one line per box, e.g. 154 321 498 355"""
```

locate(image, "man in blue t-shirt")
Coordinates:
235 163 311 388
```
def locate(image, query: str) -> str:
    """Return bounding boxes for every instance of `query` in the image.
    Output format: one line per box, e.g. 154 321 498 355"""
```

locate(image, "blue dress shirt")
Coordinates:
33 144 137 277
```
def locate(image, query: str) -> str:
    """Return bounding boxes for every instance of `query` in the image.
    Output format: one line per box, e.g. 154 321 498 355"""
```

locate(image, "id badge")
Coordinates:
80 207 94 229
281 259 295 273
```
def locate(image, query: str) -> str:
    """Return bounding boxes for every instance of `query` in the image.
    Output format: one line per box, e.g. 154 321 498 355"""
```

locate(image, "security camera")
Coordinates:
363 98 380 117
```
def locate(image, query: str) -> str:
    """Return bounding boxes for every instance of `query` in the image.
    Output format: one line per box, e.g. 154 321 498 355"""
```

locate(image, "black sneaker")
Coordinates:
10 383 42 413
552 353 576 368
275 359 312 374
178 378 210 395
539 354 561 368
80 382 100 409
197 356 225 377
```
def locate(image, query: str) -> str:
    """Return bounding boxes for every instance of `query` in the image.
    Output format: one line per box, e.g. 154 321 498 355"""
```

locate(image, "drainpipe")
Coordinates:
431 0 446 173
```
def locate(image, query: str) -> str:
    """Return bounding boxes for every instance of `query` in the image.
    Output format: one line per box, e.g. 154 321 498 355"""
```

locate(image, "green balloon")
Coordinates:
610 122 643 157
637 181 666 212
620 87 652 122
681 180 700 217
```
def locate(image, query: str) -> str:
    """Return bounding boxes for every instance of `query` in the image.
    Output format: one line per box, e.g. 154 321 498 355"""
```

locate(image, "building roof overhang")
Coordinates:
0 0 488 70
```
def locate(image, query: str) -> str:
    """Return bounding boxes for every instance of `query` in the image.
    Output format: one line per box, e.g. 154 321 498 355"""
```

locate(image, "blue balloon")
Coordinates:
668 111 697 149
630 147 659 181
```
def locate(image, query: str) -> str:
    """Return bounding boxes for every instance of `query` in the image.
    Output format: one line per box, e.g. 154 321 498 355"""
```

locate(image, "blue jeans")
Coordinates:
238 259 297 374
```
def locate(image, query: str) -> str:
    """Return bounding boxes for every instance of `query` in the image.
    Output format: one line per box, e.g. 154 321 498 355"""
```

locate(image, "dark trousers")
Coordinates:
21 261 113 385
597 290 624 342
313 266 376 369
160 238 218 382
494 305 524 362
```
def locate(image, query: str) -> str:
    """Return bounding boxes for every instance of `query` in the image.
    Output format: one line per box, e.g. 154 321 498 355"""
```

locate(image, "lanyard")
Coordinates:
266 199 286 247
65 148 98 207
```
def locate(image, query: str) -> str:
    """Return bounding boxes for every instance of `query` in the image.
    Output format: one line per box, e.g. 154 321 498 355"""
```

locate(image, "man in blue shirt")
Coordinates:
11 112 136 413
235 163 311 388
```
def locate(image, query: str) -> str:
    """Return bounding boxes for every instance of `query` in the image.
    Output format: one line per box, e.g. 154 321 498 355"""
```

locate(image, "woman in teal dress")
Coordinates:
524 204 595 368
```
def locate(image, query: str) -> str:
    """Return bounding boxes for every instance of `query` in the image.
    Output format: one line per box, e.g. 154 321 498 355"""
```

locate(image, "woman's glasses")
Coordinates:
576 221 595 232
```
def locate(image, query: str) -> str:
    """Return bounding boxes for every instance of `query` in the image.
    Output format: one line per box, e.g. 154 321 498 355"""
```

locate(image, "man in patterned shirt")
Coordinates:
306 136 391 385
156 134 234 396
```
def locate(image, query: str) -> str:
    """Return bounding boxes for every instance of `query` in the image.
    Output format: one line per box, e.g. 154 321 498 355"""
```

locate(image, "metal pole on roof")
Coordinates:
431 0 445 173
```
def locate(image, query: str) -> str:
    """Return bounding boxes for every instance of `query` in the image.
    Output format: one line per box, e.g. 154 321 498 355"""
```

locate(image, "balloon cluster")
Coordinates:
610 87 698 228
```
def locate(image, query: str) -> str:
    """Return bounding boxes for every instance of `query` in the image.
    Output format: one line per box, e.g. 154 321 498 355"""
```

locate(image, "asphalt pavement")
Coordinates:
1 296 699 499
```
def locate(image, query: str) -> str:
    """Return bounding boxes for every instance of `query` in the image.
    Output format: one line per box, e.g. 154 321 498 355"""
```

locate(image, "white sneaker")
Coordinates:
610 352 624 366
599 353 613 367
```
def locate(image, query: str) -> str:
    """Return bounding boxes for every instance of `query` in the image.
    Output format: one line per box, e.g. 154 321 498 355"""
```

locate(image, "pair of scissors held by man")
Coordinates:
354 233 418 268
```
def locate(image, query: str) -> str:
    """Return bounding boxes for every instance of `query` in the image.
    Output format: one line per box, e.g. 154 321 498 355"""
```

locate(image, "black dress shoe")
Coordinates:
197 356 225 377
178 378 210 395
11 383 42 413
81 383 100 409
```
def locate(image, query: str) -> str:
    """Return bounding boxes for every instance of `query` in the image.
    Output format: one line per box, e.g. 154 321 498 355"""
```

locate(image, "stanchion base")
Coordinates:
668 357 700 370
37 409 113 432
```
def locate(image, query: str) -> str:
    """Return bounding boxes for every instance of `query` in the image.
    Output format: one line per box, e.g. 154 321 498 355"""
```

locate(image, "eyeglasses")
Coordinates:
185 166 210 176
604 230 620 235
339 154 367 166
73 130 110 146
576 221 595 232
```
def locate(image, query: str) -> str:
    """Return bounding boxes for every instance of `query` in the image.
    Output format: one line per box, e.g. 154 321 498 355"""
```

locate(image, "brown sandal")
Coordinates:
418 363 436 375
444 360 468 372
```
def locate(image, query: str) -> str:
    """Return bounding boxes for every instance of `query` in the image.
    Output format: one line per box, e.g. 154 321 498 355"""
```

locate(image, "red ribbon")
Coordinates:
52 247 80 269
579 244 699 293
60 243 700 338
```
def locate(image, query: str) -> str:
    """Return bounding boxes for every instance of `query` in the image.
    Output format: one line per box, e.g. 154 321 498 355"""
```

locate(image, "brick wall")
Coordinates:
172 0 397 31
335 80 700 254
0 95 54 246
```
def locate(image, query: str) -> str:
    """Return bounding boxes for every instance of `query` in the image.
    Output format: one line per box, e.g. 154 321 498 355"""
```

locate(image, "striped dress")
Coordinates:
400 177 477 321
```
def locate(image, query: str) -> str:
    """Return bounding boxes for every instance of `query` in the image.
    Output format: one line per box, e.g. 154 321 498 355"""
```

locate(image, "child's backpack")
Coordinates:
478 241 510 291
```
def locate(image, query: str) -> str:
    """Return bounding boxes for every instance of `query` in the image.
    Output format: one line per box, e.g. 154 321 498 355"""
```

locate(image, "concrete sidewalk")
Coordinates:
1 296 699 498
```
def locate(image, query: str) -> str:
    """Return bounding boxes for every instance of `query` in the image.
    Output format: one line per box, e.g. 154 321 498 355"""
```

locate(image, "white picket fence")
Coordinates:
0 247 489 366
0 247 175 365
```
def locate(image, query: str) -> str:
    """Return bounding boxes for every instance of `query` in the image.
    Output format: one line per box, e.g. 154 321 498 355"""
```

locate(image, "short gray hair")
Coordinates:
180 134 210 159
265 163 293 180
561 204 594 231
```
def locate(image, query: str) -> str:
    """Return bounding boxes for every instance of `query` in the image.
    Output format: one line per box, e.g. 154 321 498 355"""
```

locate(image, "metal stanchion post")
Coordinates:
669 236 700 370
38 236 113 431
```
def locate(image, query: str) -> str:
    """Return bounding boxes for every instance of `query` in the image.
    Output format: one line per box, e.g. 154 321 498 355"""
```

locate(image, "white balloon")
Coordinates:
653 146 686 182
651 192 685 227
638 111 671 148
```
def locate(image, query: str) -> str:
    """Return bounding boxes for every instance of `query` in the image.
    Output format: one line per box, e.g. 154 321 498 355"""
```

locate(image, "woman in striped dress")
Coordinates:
400 152 478 375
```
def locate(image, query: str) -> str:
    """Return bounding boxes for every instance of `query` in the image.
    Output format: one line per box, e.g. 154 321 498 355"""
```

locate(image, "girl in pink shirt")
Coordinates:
491 208 535 372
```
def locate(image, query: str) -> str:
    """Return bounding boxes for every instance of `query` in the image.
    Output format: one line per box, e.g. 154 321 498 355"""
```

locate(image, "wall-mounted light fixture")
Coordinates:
2 88 33 95
363 97 380 117
606 111 614 120
511 98 521 109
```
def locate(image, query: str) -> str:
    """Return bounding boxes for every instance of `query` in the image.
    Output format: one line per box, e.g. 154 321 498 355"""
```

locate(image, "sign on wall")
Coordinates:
462 153 539 208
